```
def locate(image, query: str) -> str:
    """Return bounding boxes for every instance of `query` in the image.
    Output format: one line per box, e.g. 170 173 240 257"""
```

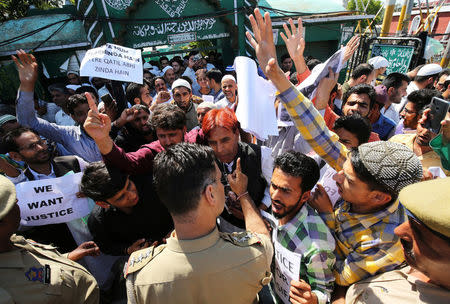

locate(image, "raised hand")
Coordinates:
315 67 339 111
83 92 112 145
12 49 38 92
309 184 333 213
246 8 278 78
227 158 248 197
281 18 305 62
115 108 139 128
342 35 360 64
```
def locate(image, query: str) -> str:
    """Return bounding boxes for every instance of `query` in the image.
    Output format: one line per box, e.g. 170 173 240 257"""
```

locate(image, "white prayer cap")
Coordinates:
67 70 79 76
162 66 174 75
172 78 191 91
143 62 152 69
198 101 217 110
368 56 389 69
66 85 81 91
446 75 450 81
222 74 236 83
417 63 442 76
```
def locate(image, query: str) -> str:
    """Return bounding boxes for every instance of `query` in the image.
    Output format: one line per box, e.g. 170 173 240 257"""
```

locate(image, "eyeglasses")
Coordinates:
19 139 48 151
402 107 417 115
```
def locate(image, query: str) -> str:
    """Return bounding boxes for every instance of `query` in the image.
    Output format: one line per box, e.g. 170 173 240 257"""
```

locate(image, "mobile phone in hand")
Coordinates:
100 93 114 107
425 97 450 133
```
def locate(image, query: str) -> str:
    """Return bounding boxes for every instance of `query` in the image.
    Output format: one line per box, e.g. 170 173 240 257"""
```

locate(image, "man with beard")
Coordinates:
395 63 442 112
216 75 238 110
396 89 441 134
13 50 102 162
390 109 450 176
171 78 199 131
346 177 450 303
114 105 155 152
2 127 88 252
246 9 423 303
270 151 335 304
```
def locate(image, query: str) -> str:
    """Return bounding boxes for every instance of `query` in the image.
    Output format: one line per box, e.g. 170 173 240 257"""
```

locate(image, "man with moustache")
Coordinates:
390 109 450 176
2 127 88 252
270 151 335 304
346 177 450 303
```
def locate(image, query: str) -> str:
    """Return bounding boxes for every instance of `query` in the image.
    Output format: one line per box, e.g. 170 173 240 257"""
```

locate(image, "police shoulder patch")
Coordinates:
220 231 262 247
124 245 166 278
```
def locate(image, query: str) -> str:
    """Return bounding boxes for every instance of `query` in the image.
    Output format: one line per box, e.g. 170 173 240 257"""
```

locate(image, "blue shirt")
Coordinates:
16 91 102 162
372 113 396 140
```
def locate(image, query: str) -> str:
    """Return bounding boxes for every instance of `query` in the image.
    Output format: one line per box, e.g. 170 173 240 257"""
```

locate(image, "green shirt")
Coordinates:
430 134 450 170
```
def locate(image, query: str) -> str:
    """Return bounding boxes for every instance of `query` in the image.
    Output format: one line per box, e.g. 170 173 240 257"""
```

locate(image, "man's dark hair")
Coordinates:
48 83 70 95
3 127 39 152
350 148 397 200
438 69 450 79
151 104 186 130
66 94 88 115
280 53 291 62
273 151 320 192
80 162 128 202
152 76 166 87
75 86 99 101
159 56 169 64
206 69 223 83
351 63 374 80
306 58 321 71
407 89 443 115
131 104 150 114
382 72 410 89
415 73 440 83
342 84 377 110
126 83 145 104
333 114 371 145
153 143 216 216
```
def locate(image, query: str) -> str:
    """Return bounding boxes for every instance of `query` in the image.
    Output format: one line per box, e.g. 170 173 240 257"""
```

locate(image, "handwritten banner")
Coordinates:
80 43 142 84
15 173 91 226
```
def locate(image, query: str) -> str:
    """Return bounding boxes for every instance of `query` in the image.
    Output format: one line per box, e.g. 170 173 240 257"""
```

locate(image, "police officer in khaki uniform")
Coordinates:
0 175 100 303
125 143 273 304
346 177 450 303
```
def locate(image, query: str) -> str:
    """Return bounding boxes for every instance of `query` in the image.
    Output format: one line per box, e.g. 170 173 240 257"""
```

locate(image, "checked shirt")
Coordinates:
274 204 335 304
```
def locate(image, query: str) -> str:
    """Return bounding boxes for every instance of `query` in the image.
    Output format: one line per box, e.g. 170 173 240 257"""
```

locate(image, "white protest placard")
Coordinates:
15 173 91 226
274 240 302 304
80 43 143 84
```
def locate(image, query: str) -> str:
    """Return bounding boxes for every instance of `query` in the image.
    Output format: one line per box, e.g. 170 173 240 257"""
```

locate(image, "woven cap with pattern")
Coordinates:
357 141 423 194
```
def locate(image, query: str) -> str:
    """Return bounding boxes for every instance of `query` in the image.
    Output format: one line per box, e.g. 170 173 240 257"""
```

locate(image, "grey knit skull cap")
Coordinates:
357 141 423 194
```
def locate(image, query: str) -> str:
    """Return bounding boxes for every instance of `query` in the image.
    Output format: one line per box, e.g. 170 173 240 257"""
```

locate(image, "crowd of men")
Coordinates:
0 8 449 304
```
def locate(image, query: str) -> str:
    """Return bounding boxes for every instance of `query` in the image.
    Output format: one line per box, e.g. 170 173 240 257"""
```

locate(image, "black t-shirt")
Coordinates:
88 174 173 255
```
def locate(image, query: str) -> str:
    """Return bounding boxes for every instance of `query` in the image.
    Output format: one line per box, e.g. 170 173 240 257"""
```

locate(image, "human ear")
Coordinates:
9 151 23 162
370 191 392 205
95 201 110 209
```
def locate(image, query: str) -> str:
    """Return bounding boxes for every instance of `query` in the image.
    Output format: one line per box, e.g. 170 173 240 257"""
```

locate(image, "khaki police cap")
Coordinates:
0 175 17 221
399 177 450 238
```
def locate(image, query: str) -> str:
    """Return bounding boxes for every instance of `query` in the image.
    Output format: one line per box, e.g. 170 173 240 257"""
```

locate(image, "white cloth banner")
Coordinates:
234 56 278 140
274 240 302 304
16 173 91 226
80 43 142 84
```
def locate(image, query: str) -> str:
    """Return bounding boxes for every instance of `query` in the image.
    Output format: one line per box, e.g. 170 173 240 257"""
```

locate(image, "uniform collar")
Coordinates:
166 226 220 253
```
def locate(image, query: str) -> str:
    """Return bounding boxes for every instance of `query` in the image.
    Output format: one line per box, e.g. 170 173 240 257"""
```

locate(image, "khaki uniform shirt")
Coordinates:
125 227 273 304
346 266 450 303
0 234 99 304
390 134 450 176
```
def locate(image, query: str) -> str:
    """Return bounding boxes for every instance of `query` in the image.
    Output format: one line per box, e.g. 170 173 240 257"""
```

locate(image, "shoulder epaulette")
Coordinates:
220 231 262 247
124 245 166 278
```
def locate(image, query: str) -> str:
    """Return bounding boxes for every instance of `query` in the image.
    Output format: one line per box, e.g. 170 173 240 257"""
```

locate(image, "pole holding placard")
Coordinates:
381 0 397 37
396 0 414 36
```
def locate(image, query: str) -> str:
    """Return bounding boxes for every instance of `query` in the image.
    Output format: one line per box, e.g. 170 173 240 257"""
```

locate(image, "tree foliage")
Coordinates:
347 0 383 29
0 0 61 22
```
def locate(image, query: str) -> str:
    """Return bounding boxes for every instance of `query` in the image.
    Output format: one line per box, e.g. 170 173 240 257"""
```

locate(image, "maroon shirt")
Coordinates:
103 128 205 175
